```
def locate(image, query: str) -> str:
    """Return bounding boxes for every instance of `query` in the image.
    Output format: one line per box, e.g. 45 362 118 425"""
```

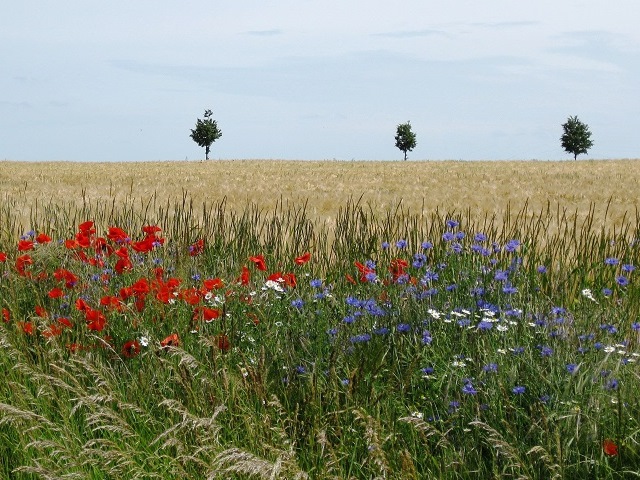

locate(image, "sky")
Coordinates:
1 1 639 161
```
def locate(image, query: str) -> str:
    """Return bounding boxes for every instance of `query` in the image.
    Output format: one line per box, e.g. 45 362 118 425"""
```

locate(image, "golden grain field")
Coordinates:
1 159 639 232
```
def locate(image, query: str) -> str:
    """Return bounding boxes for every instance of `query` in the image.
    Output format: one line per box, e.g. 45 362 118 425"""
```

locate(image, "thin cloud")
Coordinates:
470 21 539 29
372 29 448 38
244 29 283 36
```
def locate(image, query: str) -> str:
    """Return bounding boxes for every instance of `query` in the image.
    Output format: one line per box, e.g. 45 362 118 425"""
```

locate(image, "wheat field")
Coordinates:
2 159 639 230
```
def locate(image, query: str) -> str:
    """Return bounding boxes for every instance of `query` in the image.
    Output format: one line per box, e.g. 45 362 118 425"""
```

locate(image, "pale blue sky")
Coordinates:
1 1 639 161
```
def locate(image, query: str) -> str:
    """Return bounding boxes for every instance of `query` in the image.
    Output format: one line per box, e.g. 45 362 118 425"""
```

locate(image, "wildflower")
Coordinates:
397 323 411 333
421 366 435 376
512 385 526 395
566 363 578 374
603 439 619 456
604 257 619 266
442 232 454 242
446 219 459 229
381 241 390 250
249 255 267 271
622 264 636 272
474 233 487 242
422 330 433 345
602 288 612 297
604 378 619 390
160 333 180 349
461 382 478 395
616 275 629 287
539 345 554 357
294 252 311 265
502 285 518 294
396 239 407 249
139 336 149 347
121 340 141 358
504 239 520 252
477 320 493 331
217 334 231 352
537 265 548 274
291 298 304 310
421 241 433 250
309 278 323 288
482 363 498 373
350 333 371 344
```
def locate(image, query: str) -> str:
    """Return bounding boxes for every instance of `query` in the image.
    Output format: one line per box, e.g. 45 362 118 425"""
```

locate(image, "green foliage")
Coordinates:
1 197 640 478
190 109 222 160
394 121 417 161
561 115 594 160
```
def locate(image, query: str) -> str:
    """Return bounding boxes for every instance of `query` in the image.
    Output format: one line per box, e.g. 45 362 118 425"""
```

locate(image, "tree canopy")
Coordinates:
190 110 222 160
561 116 593 160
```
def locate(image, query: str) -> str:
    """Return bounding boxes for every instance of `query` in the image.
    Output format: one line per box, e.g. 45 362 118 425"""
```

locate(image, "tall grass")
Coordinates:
0 194 639 478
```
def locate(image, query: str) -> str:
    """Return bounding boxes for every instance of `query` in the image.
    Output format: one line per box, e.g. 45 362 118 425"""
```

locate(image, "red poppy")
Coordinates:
115 256 133 274
78 221 95 234
53 268 79 288
202 307 221 323
216 333 231 352
142 225 161 235
203 277 224 290
36 233 51 244
48 287 65 299
180 287 201 305
42 323 63 338
18 322 34 335
603 439 618 456
2 308 9 323
18 240 34 251
161 333 180 348
237 266 250 285
85 308 107 331
294 252 311 265
131 278 150 297
35 305 48 318
282 273 297 288
131 237 155 253
0 252 7 262
345 273 357 285
249 255 267 271
121 340 141 358
57 317 73 329
108 227 130 244
189 239 204 256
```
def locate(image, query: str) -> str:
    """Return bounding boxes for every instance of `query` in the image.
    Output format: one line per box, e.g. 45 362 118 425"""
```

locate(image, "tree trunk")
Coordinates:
404 151 407 161
205 145 210 160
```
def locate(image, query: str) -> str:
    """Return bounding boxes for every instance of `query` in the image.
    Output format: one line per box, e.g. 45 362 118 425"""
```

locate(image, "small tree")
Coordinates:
190 109 222 160
395 121 417 161
561 115 593 160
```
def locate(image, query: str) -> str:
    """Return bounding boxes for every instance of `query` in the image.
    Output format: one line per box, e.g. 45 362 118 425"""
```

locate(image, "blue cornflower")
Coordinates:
343 315 356 324
396 239 408 249
512 385 526 395
539 394 550 404
365 259 376 270
511 346 525 355
397 323 411 333
421 241 433 250
622 264 636 272
566 363 578 374
446 219 459 229
291 298 304 309
602 288 613 297
494 270 509 281
296 366 306 374
451 242 463 253
538 345 554 357
482 363 498 373
457 318 471 327
310 278 323 288
537 265 548 274
341 378 350 385
462 382 477 395
381 241 390 250
364 272 378 283
448 401 460 412
455 231 465 240
446 284 457 292
477 321 493 331
503 285 518 294
632 322 640 331
474 233 487 242
373 326 389 335
442 232 454 242
350 333 371 344
605 257 619 266
327 328 338 336
421 270 439 284
413 252 427 266
505 239 521 252
616 275 629 286
422 366 435 375
191 273 201 281
604 378 619 390
422 330 433 345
